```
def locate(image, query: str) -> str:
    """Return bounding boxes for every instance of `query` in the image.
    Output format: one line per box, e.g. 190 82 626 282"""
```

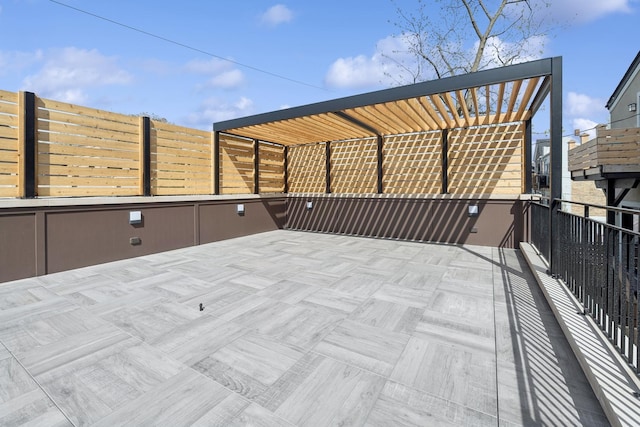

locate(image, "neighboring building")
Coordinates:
533 138 549 191
606 51 640 129
604 51 640 216
535 136 606 219
568 51 640 226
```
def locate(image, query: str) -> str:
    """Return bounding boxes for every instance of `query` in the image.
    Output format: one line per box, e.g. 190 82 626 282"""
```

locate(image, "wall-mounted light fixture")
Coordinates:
129 211 142 225
629 103 637 112
236 204 245 216
306 201 313 210
468 205 479 217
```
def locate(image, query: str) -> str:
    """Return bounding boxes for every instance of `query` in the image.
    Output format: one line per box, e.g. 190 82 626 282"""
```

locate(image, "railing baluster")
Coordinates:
635 239 640 373
621 232 629 357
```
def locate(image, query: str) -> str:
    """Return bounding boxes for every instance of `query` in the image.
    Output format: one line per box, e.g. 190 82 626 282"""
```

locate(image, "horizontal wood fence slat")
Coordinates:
37 98 140 126
40 131 139 153
40 186 140 197
39 164 139 178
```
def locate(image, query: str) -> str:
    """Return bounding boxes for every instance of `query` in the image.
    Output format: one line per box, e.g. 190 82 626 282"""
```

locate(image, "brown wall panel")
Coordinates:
286 196 529 248
46 205 196 273
429 199 528 247
0 214 37 282
199 199 286 243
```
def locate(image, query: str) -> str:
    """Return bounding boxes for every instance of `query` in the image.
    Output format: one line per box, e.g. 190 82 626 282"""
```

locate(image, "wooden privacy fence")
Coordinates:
0 90 285 198
569 125 640 173
1 89 525 199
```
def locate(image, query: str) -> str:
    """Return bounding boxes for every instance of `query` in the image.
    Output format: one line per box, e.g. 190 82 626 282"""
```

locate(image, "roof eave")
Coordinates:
605 50 640 110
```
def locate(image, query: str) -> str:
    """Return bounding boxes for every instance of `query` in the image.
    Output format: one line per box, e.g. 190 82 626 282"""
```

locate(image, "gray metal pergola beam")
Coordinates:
213 57 559 133
529 75 551 117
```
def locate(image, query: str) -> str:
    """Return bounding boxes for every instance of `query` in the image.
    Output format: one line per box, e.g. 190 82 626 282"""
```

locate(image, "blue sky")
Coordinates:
0 0 638 140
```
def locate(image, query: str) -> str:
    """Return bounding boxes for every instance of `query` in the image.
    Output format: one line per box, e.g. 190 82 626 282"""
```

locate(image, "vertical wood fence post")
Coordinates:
18 91 37 198
377 135 384 194
213 131 220 195
441 129 449 194
139 116 151 196
283 146 289 193
254 139 260 194
524 119 532 193
325 142 332 194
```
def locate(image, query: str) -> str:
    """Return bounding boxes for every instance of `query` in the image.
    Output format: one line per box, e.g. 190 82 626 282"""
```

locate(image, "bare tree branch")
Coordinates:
461 0 483 39
387 0 555 84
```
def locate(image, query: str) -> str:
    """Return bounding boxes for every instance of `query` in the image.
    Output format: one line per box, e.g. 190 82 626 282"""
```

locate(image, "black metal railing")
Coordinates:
531 199 550 262
532 198 640 373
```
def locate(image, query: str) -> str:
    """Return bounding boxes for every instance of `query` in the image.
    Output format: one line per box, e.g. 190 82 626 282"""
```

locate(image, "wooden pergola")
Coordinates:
213 57 563 200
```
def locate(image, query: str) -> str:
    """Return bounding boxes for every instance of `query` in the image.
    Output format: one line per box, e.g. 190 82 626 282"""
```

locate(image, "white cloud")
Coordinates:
533 0 633 23
234 97 253 111
565 92 608 140
185 96 254 128
22 47 131 103
185 58 245 90
325 35 414 89
566 92 607 117
261 4 293 27
207 69 244 89
325 55 386 89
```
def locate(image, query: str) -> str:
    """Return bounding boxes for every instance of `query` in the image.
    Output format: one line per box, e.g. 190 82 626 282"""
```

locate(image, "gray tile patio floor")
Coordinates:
0 230 608 426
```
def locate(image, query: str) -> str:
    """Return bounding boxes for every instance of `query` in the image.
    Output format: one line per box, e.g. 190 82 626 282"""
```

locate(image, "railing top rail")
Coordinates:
552 198 640 237
531 196 549 206
531 197 640 218
554 198 640 216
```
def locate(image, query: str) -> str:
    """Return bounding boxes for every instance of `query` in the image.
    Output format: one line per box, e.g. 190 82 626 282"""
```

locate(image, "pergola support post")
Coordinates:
325 142 332 194
441 129 449 194
19 91 37 199
213 131 220 195
140 116 152 196
377 135 383 194
549 57 563 273
524 119 533 194
283 146 289 194
254 139 260 195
